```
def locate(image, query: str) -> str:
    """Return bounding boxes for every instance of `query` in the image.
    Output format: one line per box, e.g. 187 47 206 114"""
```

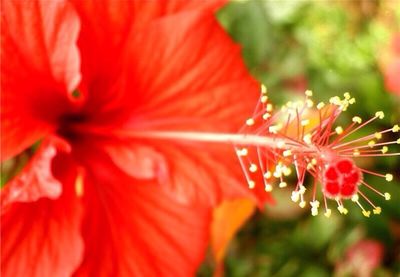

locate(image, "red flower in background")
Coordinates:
380 33 400 96
1 0 271 276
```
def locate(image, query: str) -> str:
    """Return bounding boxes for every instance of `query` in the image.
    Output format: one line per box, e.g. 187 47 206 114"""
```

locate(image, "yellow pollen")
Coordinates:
335 126 343 134
311 158 317 165
246 118 255 126
303 134 312 144
338 206 348 215
373 207 382 214
368 140 376 148
392 124 400 132
385 174 393 182
306 99 314 107
305 90 313 97
283 150 292 157
353 150 360 156
269 124 282 134
384 192 391 200
375 111 384 119
291 191 300 202
248 180 255 189
301 119 310 126
397 138 400 144
299 201 306 208
74 171 84 197
351 194 359 202
261 84 267 94
283 167 292 176
273 171 282 178
236 148 248 156
249 164 258 173
381 146 389 154
374 132 382 140
324 209 332 218
299 185 306 194
265 184 273 192
362 210 371 217
352 116 362 124
277 140 286 148
311 207 318 216
349 98 356 104
261 95 268 103
262 113 271 120
264 171 272 179
266 104 273 112
317 102 325 110
344 92 351 99
279 182 287 188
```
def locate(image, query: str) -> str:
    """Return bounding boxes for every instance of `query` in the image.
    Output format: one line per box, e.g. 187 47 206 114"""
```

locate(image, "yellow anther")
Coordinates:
335 126 343 134
397 138 400 144
373 207 382 214
352 116 362 124
351 194 359 202
291 191 300 202
384 192 391 200
261 84 267 94
311 207 318 216
368 140 376 148
269 124 281 134
344 92 351 99
248 180 255 189
324 209 332 218
249 164 258 173
317 102 325 110
392 124 400 132
299 201 306 208
311 158 317 165
261 95 268 103
338 205 348 215
306 99 314 107
329 96 341 105
310 200 320 208
266 104 273 112
381 146 389 154
305 90 313 97
307 163 314 170
301 119 310 126
264 171 272 179
353 149 360 156
246 118 255 126
273 171 282 178
264 184 273 192
349 98 356 104
279 182 287 188
236 148 248 156
283 150 292 157
375 111 384 119
262 113 271 120
283 167 292 176
74 172 84 197
362 210 371 217
303 134 312 144
374 132 382 140
385 174 393 182
299 185 306 194
277 140 286 149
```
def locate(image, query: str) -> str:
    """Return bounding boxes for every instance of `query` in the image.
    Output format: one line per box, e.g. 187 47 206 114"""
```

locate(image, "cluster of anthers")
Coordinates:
235 85 400 217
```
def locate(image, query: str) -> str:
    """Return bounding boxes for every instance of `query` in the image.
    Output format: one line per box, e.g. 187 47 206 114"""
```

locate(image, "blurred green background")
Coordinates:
199 1 400 276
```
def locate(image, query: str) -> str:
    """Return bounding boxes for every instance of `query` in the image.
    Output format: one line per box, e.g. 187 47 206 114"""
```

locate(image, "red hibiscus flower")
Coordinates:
1 0 271 276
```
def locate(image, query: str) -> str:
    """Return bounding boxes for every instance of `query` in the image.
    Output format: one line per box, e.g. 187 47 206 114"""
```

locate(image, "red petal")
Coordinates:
70 0 225 123
1 153 84 277
73 149 211 277
1 136 70 209
1 0 81 160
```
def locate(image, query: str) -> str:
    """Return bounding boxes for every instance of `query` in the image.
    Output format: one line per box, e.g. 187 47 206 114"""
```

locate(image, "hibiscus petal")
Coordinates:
1 136 70 209
1 0 81 161
69 0 226 123
73 148 211 277
122 10 260 133
1 153 84 277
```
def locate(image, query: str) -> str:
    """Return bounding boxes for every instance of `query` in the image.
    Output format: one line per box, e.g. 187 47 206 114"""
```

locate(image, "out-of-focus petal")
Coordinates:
1 0 81 160
1 136 70 209
72 148 211 277
1 153 84 277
